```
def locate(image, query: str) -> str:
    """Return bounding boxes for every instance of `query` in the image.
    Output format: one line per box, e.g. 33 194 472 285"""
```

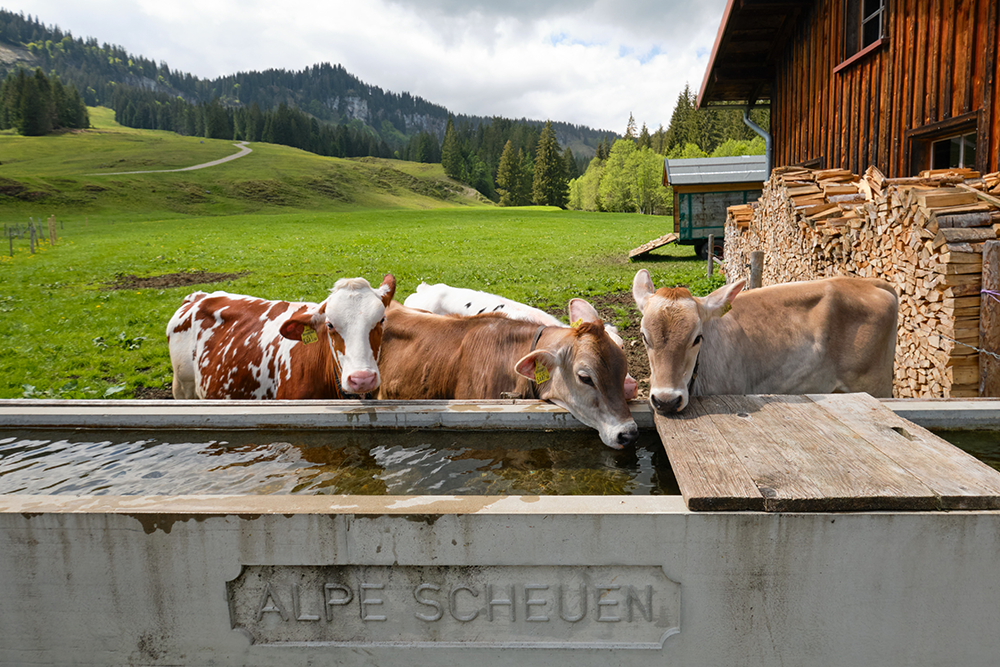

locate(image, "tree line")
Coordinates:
0 9 769 213
566 94 769 214
0 67 88 135
0 10 609 159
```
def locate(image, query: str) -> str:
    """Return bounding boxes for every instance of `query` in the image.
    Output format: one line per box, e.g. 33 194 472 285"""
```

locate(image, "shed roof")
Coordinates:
663 155 769 186
697 0 810 109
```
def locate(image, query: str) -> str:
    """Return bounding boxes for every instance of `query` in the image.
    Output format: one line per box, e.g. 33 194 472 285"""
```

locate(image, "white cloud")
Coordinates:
13 0 727 132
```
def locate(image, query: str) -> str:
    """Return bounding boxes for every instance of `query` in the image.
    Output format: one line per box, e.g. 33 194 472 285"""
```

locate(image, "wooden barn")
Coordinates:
698 0 1000 178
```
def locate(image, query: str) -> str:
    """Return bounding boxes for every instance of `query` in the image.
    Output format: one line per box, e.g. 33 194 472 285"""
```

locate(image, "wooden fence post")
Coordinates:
707 234 715 278
749 251 764 289
980 240 1000 397
29 221 35 255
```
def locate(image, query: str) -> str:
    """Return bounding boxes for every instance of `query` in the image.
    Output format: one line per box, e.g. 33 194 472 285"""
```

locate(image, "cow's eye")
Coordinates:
693 334 703 346
326 322 335 331
578 373 595 387
641 331 650 347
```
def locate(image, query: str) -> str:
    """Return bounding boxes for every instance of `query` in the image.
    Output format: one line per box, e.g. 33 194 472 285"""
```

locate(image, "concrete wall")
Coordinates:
2 494 999 666
3 399 998 665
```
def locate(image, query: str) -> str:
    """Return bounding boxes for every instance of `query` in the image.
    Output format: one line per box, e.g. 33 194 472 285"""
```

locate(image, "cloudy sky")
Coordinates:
13 0 728 133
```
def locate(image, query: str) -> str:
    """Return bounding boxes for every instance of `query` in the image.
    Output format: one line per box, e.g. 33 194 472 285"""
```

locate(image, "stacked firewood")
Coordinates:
725 166 1000 398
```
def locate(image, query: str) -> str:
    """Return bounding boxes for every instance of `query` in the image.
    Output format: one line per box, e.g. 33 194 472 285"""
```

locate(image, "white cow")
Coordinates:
404 282 638 399
632 270 898 414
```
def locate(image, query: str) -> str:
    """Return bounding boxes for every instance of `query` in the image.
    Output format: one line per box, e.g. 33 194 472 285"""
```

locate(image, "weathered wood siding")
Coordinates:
773 0 1000 177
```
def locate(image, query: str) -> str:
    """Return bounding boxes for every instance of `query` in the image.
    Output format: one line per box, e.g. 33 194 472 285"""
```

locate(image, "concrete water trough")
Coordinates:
1 394 999 666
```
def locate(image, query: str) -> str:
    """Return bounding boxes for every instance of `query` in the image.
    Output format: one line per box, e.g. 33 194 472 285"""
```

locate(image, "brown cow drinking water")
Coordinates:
632 270 898 415
377 301 639 449
402 281 639 400
167 275 395 399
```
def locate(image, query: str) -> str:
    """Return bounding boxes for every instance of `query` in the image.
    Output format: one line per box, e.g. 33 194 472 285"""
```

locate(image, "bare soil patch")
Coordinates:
544 291 651 399
105 271 249 291
132 385 173 400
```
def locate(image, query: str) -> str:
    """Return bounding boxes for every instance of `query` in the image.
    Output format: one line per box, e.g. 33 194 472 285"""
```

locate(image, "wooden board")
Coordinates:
628 233 678 259
654 393 1000 512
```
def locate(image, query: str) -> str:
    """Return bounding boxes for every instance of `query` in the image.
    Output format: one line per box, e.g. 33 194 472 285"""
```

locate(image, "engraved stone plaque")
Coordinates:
228 565 680 649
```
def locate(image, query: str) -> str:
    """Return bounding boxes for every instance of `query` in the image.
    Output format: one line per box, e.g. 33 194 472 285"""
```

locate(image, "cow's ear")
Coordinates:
700 280 745 319
632 270 656 311
514 349 557 382
568 298 601 325
377 274 396 308
279 309 321 341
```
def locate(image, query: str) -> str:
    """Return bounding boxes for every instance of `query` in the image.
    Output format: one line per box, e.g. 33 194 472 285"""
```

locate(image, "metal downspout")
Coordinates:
743 108 772 176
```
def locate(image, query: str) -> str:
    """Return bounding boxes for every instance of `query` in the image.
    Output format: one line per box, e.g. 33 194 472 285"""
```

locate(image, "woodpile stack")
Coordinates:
725 166 1000 398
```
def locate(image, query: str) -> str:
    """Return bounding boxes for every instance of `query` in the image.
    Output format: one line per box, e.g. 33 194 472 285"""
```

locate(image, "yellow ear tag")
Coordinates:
301 326 318 344
534 360 550 384
570 318 583 328
721 302 732 317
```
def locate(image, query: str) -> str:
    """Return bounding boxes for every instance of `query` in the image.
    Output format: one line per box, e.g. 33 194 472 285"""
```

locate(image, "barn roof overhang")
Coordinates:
697 0 813 110
664 155 769 186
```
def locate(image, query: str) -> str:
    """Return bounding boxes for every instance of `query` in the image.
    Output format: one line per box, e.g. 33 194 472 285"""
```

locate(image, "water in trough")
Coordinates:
0 428 680 496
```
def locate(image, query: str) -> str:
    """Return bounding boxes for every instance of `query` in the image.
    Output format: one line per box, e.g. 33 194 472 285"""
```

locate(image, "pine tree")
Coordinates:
18 69 53 136
596 136 610 161
516 148 533 205
563 146 580 180
440 116 464 180
638 123 652 149
496 139 520 207
531 120 567 208
624 113 637 142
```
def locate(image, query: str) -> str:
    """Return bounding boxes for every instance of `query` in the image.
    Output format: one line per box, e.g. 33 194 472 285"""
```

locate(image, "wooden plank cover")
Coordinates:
654 393 1000 512
628 233 678 259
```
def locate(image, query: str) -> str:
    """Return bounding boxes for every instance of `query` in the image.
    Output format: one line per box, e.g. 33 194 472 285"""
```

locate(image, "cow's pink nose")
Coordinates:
624 374 638 400
346 370 378 393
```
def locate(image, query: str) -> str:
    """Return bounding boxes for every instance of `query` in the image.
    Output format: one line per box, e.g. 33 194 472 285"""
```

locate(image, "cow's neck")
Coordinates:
280 327 343 399
692 315 748 396
524 326 569 400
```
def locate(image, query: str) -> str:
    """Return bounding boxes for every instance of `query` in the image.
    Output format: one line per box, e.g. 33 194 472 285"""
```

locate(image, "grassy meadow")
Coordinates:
0 110 720 399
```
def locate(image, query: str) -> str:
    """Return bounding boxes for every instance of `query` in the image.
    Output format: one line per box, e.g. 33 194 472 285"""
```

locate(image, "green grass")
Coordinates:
1 209 716 399
0 113 721 399
0 107 489 222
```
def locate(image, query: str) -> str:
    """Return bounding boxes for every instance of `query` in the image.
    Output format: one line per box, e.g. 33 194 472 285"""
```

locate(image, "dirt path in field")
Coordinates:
91 141 252 176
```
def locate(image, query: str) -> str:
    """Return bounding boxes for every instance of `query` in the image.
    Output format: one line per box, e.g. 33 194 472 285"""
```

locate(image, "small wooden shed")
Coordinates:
663 155 767 257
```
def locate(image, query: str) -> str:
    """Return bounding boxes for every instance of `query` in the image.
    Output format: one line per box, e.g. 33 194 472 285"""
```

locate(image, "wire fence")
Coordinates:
4 216 62 257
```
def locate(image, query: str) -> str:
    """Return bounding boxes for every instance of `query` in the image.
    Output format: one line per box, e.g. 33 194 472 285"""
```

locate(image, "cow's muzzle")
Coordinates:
649 389 686 415
345 370 379 394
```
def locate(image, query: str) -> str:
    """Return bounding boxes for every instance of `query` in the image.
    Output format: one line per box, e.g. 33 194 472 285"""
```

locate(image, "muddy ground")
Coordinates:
105 271 250 291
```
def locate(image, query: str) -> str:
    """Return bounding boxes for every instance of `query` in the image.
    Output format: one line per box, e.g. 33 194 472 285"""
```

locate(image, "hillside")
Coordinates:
0 10 614 157
0 107 491 222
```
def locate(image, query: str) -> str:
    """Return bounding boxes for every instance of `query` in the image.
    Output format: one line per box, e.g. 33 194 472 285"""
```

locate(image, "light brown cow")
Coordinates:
167 275 395 399
402 281 639 400
378 302 639 449
632 270 898 414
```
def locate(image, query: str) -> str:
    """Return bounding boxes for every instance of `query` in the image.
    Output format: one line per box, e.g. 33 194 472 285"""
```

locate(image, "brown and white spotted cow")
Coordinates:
632 270 898 415
378 302 638 449
167 275 395 399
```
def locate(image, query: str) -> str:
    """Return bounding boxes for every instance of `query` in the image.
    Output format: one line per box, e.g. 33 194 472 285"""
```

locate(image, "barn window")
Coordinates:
905 111 980 175
930 132 977 170
835 0 886 72
844 0 885 56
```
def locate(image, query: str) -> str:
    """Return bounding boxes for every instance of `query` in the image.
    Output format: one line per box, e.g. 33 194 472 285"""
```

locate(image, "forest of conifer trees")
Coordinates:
0 8 768 211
